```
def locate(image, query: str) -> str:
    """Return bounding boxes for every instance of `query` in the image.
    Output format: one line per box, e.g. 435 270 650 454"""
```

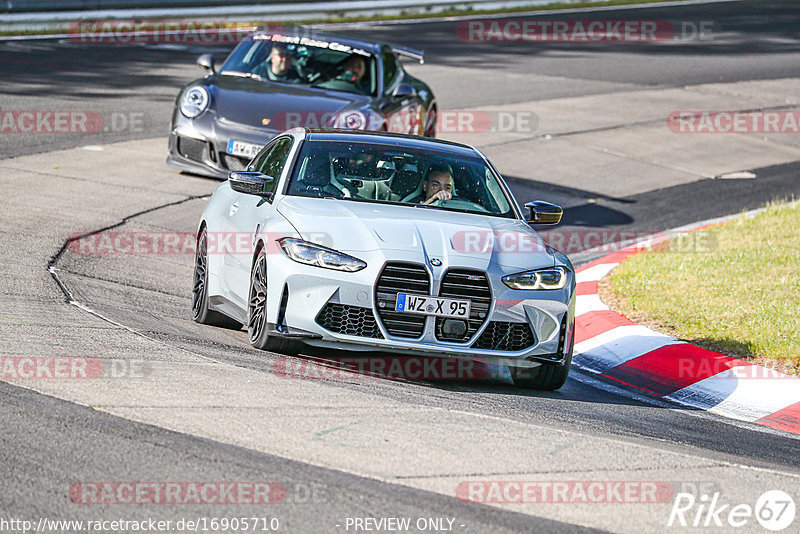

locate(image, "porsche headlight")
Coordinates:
279 238 366 272
335 111 366 130
502 266 568 290
180 86 210 118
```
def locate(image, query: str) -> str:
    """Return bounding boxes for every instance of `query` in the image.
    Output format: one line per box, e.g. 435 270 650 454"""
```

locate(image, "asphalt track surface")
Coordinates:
2 1 800 532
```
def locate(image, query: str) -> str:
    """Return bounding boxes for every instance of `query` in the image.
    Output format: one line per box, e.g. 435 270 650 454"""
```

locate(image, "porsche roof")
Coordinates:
251 29 381 54
249 28 424 62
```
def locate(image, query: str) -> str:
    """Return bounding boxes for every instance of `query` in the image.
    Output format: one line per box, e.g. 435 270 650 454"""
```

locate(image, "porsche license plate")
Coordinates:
227 139 262 159
395 293 471 318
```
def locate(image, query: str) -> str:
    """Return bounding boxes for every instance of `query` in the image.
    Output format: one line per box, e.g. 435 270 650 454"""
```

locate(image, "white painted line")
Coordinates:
666 366 800 423
575 294 608 316
576 262 618 283
574 325 677 372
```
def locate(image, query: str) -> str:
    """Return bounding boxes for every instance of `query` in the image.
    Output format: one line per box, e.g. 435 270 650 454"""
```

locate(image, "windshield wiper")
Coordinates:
221 71 266 81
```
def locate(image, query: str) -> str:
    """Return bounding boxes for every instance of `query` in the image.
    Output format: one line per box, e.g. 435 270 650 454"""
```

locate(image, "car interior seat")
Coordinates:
295 156 347 197
389 163 422 202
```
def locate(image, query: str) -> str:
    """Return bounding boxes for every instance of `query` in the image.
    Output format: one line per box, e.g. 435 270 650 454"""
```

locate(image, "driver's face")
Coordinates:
271 50 291 75
347 58 366 80
423 172 453 199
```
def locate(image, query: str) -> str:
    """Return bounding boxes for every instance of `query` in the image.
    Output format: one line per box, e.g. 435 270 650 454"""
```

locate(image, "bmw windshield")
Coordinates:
285 139 517 218
220 34 378 96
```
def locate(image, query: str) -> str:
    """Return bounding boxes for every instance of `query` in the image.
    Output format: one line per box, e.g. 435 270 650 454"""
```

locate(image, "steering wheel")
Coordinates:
428 196 488 211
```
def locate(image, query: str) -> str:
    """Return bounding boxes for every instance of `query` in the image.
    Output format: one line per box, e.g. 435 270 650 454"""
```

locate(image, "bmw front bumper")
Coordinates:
265 247 576 368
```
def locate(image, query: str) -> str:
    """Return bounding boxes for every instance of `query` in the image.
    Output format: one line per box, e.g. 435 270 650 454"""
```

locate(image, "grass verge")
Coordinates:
602 201 800 375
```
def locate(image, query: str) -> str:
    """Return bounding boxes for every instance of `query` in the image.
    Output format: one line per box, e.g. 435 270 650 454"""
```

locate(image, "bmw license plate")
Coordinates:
395 293 471 318
227 139 263 159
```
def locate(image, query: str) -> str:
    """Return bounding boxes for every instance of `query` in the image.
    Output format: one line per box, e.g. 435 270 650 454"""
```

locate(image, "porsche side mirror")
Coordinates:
197 54 216 75
229 171 274 195
525 201 563 225
392 83 416 100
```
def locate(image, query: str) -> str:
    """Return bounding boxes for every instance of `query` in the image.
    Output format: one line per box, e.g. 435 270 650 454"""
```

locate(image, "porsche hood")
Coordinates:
210 75 368 130
276 196 556 272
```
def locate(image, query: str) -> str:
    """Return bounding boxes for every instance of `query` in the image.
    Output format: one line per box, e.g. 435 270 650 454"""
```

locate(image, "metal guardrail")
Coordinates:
4 0 320 13
2 0 573 21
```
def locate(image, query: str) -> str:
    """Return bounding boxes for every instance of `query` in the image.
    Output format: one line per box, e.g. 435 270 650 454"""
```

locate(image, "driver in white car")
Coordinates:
409 163 454 205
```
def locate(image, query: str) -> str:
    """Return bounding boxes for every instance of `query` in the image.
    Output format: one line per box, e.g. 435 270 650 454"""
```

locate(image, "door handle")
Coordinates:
229 201 239 216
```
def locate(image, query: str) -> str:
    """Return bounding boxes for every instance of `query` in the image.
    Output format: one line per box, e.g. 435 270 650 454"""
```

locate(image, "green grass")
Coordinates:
0 0 697 37
607 201 800 374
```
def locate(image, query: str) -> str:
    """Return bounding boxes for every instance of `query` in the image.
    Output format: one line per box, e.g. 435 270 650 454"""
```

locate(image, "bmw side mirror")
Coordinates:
197 54 216 75
392 83 416 100
525 201 563 225
229 171 274 195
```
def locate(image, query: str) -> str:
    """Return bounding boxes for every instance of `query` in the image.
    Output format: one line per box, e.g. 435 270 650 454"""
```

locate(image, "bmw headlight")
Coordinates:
502 266 569 290
279 238 366 272
180 86 210 118
335 111 366 130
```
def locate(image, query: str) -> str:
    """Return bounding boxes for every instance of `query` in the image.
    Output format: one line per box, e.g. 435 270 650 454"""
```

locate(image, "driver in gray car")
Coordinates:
264 43 301 83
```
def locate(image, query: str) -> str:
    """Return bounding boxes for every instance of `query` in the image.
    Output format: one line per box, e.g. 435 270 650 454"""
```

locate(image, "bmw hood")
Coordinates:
276 196 556 272
210 75 367 129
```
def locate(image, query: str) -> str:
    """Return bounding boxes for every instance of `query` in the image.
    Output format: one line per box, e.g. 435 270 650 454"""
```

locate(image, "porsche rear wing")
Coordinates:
392 45 424 64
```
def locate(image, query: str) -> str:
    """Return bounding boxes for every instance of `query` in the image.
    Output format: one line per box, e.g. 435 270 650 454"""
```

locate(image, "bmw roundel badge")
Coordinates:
430 258 442 267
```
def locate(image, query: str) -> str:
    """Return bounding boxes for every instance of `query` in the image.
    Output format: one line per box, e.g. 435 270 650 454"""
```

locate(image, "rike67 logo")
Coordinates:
668 490 795 531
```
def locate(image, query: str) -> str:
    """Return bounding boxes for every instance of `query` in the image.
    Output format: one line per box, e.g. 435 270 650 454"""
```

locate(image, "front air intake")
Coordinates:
315 303 383 339
374 262 430 338
435 269 491 342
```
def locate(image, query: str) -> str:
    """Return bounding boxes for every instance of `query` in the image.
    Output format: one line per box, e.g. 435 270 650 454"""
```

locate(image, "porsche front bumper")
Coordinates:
167 110 279 179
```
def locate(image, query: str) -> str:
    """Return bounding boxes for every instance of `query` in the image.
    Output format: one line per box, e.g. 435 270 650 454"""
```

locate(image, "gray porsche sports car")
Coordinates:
167 29 437 179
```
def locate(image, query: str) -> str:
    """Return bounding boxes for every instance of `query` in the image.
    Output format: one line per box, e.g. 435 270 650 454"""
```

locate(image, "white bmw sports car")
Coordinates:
192 129 576 389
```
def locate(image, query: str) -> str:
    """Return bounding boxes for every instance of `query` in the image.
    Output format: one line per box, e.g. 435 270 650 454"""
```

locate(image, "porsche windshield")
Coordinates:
220 35 377 96
286 140 516 218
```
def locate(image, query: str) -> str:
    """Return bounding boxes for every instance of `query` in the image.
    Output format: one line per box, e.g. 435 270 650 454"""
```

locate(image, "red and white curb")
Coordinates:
572 219 800 436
